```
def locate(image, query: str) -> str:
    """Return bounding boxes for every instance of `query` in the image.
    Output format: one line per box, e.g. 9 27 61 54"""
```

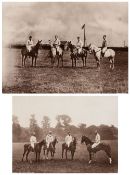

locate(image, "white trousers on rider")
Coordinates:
102 47 107 54
55 46 60 53
31 142 35 149
27 45 33 52
47 142 50 148
77 48 82 54
66 141 71 147
92 142 100 148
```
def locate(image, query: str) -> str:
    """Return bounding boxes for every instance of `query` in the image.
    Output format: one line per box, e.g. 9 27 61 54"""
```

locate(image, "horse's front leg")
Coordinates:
71 151 74 160
22 149 27 162
62 147 64 159
71 58 73 67
57 56 59 67
85 57 87 67
46 150 49 159
38 152 41 162
21 55 24 67
110 57 115 70
97 60 100 69
26 150 30 162
82 57 84 67
65 150 68 159
24 56 27 67
88 152 92 164
34 57 37 67
32 56 34 67
61 56 63 67
75 58 76 67
35 152 38 162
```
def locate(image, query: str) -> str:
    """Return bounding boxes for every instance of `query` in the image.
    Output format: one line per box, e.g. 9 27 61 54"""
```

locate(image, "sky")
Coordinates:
3 2 128 47
12 96 118 128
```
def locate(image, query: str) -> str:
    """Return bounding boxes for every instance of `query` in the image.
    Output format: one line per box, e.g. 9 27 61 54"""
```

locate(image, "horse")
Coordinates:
43 137 58 159
49 40 64 67
68 41 88 67
21 40 42 67
21 139 46 162
88 44 115 70
81 135 112 164
62 137 77 160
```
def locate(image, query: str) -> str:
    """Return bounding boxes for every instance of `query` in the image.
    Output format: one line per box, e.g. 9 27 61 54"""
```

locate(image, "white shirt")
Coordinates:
46 134 54 143
76 40 83 49
54 38 61 46
26 39 34 47
65 135 73 143
30 135 37 143
95 133 101 143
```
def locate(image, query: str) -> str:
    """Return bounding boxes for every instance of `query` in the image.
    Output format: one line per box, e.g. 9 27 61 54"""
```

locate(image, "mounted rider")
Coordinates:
53 35 61 54
30 132 37 151
92 130 101 149
65 131 73 148
101 35 107 57
26 36 34 53
46 131 54 149
76 36 83 55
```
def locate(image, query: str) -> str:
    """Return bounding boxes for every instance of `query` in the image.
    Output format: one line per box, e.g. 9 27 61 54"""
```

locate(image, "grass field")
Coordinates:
13 140 118 173
3 48 128 93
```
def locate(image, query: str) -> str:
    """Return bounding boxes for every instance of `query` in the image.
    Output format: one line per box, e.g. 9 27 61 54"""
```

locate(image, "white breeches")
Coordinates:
31 142 35 149
77 48 82 54
102 47 107 53
55 46 60 52
92 142 100 148
66 141 71 147
27 45 33 52
47 142 51 148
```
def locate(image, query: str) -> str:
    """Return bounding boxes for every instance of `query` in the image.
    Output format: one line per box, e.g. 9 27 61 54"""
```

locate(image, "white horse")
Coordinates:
88 44 115 69
49 40 63 67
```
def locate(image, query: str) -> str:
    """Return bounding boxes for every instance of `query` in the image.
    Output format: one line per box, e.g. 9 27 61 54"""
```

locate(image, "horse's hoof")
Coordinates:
89 160 92 164
109 158 112 164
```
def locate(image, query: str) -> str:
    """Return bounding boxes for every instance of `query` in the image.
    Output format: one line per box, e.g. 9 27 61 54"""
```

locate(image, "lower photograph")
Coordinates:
12 96 118 173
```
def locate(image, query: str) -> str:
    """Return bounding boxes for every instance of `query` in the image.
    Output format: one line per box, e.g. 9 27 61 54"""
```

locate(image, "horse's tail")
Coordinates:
62 143 65 158
105 143 111 158
108 144 111 153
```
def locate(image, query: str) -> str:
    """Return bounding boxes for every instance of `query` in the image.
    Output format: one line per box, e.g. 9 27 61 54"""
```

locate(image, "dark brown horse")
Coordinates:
43 137 58 159
62 137 77 160
21 139 46 162
81 136 112 164
68 41 88 67
21 40 42 67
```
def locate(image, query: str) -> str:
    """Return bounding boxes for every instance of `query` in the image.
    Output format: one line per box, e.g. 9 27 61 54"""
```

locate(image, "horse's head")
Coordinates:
88 43 93 54
40 139 46 146
67 41 75 52
81 135 86 144
36 40 42 48
73 137 77 145
81 135 91 145
54 136 58 144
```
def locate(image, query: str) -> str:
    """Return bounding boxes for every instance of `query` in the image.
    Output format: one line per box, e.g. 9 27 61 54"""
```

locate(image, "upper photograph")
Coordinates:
2 2 128 93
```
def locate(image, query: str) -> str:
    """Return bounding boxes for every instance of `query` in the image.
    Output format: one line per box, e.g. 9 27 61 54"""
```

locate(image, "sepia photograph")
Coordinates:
12 96 118 173
2 2 128 93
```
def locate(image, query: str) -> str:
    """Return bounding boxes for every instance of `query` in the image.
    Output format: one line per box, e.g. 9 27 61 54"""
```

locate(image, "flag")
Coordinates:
82 24 85 29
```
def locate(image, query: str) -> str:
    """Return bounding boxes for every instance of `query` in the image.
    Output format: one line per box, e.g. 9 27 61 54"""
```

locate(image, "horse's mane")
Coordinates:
39 139 46 145
82 135 92 144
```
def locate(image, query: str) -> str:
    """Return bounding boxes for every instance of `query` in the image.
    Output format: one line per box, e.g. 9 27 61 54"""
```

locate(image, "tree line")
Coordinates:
13 114 118 142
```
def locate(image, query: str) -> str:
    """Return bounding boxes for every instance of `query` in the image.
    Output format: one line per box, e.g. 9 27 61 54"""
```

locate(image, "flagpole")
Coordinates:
84 26 86 47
